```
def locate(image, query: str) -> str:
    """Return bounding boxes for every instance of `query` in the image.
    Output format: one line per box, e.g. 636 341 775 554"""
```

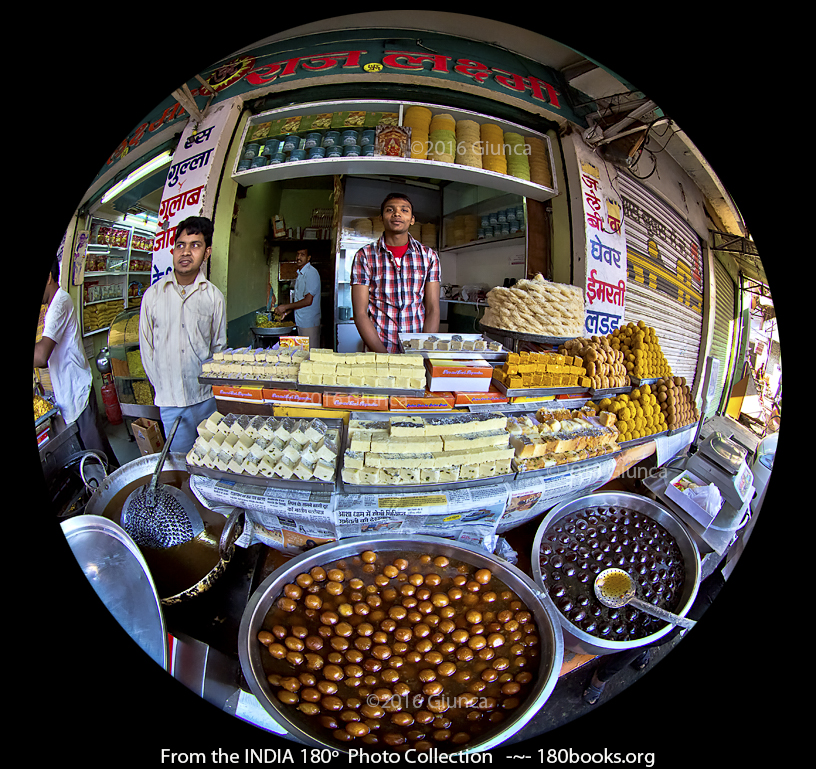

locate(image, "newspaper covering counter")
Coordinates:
188 423 695 555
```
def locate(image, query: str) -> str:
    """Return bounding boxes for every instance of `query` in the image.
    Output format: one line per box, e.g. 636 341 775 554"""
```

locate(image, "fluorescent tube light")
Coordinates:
101 150 173 204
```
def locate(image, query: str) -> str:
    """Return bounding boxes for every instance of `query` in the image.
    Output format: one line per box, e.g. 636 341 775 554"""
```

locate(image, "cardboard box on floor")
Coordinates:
132 418 164 455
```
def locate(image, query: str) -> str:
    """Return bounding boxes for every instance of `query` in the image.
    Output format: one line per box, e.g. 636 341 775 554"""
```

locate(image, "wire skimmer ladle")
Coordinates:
594 568 697 630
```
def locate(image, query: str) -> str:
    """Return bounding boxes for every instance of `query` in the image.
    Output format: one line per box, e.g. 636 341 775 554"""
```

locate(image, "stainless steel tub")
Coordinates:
239 534 564 753
532 492 700 655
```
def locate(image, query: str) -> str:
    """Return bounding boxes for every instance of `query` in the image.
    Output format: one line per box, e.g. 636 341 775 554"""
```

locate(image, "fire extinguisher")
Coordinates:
96 347 123 425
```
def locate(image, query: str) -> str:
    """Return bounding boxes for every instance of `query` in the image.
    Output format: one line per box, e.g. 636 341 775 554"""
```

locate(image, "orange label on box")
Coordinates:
390 392 455 410
426 359 493 378
262 388 322 405
454 389 509 406
324 392 389 410
212 384 265 401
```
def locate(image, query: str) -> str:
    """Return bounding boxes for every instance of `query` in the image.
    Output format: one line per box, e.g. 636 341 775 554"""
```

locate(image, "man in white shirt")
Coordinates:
34 258 119 467
273 248 321 350
139 216 226 454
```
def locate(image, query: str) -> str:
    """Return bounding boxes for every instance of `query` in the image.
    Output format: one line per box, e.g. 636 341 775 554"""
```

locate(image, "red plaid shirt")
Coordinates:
351 234 441 352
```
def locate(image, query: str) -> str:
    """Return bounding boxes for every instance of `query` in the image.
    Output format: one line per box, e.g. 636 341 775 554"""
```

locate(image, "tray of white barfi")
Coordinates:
199 346 307 388
297 348 427 395
399 333 509 360
339 411 517 493
185 411 343 489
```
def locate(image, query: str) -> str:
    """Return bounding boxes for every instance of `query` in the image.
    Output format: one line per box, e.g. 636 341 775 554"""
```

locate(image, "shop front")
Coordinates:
46 14 774 754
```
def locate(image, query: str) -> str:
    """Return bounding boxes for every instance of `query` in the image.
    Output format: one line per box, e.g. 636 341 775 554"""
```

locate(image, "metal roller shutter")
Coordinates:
708 258 737 417
618 174 704 385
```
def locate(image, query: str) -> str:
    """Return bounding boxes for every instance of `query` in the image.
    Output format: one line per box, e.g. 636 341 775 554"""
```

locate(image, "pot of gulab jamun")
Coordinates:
532 492 700 656
238 535 564 754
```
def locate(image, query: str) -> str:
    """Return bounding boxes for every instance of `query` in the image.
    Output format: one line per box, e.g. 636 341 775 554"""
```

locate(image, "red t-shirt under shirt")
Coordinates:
386 243 409 261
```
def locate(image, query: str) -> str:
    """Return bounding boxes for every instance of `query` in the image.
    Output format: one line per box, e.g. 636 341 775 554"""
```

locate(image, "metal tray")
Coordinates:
186 416 345 491
617 432 667 448
298 383 426 397
513 447 621 478
188 463 337 491
492 380 589 398
398 332 509 360
587 386 632 398
199 376 298 390
477 321 575 346
339 413 516 494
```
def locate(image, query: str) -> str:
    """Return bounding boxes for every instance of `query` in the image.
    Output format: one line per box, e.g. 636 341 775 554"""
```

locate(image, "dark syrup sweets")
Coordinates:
538 507 685 641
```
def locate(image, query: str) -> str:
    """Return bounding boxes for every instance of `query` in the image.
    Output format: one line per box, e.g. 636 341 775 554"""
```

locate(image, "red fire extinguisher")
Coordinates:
101 379 123 425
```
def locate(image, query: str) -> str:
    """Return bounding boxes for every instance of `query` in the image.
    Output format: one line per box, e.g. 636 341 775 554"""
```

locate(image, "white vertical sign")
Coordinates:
574 141 628 336
151 97 242 283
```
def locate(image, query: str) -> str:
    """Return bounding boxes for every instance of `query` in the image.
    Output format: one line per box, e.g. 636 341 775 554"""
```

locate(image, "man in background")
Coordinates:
274 247 322 350
34 257 119 467
139 216 226 454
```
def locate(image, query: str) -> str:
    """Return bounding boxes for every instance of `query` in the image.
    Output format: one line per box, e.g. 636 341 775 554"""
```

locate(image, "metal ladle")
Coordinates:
594 568 697 630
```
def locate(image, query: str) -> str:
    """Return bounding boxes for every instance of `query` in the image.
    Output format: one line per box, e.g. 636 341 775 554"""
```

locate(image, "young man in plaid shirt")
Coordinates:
350 193 441 353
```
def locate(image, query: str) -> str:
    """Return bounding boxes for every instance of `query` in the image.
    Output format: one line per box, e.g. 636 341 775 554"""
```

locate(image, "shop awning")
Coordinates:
710 230 768 293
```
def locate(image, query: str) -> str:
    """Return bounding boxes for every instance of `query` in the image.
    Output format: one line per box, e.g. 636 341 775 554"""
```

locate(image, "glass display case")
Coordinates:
107 308 160 419
82 217 154 338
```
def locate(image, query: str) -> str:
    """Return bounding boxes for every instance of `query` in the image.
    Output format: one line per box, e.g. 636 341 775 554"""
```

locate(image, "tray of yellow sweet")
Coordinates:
491 350 592 397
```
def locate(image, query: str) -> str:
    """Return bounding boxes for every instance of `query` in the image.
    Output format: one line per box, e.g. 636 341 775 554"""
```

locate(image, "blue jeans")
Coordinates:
159 397 218 455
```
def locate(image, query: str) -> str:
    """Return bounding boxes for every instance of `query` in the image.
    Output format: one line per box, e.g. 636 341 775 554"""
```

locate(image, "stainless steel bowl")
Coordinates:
239 534 564 753
532 492 700 656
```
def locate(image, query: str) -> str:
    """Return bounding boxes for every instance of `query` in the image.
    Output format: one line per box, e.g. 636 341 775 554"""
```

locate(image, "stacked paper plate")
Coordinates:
420 223 438 249
447 215 480 247
525 136 553 188
405 106 432 159
480 123 507 174
455 119 482 169
505 132 531 181
429 113 456 163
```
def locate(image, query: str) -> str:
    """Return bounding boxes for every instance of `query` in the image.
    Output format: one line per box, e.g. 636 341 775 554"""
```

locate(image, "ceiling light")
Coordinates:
101 151 173 205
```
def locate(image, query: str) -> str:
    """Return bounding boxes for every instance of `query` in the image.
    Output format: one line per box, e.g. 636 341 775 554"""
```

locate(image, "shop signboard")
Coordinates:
573 140 628 337
151 98 241 283
96 30 583 185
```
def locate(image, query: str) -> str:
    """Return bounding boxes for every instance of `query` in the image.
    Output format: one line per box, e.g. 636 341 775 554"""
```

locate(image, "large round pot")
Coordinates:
532 492 700 656
239 534 564 753
83 452 244 605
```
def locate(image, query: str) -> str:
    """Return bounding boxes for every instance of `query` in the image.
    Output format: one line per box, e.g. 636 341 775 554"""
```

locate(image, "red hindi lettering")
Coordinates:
383 51 451 72
526 75 561 108
492 68 527 92
245 62 284 85
149 102 183 133
454 59 491 84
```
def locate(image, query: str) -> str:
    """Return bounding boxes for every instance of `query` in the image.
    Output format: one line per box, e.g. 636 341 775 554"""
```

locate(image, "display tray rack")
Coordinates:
398 333 510 361
616 430 669 448
186 417 345 491
512 447 621 478
199 376 298 390
339 413 516 494
187 463 338 491
339 471 516 496
587 386 632 398
477 322 575 347
298 383 427 397
630 377 662 387
491 380 589 399
667 423 697 437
